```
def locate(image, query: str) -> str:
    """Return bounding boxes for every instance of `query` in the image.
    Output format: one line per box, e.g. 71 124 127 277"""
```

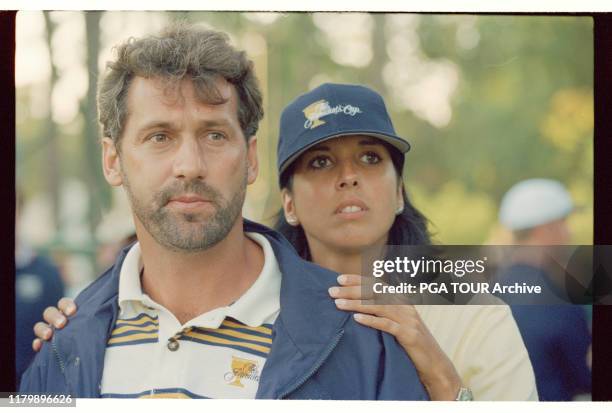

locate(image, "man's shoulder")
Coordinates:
295 256 339 283
247 219 340 287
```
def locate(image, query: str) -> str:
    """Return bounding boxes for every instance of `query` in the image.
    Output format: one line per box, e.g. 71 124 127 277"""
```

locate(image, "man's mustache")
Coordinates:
156 180 223 207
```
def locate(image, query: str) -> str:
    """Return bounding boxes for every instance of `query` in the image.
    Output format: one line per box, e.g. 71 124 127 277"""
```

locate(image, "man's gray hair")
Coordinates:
97 22 264 147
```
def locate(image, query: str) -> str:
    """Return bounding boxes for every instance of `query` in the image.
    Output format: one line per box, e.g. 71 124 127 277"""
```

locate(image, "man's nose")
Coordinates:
173 138 207 180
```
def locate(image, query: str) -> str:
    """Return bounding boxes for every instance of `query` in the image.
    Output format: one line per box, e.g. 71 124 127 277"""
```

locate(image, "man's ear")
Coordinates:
102 137 123 187
246 136 259 185
281 188 300 226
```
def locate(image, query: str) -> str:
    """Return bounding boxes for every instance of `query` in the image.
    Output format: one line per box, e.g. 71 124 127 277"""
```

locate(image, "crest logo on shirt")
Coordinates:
302 99 362 130
224 356 260 387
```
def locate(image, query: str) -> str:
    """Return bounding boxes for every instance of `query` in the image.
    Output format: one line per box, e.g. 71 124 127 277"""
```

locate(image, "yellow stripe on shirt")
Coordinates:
221 320 272 335
111 323 158 336
196 327 272 345
116 315 159 326
108 332 158 345
183 330 271 354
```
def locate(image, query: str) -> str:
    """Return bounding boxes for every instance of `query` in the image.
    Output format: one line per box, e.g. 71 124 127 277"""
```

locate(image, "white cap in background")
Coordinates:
499 178 574 230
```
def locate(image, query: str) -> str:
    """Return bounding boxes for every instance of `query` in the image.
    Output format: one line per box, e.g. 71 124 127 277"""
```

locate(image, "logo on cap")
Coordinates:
302 99 362 130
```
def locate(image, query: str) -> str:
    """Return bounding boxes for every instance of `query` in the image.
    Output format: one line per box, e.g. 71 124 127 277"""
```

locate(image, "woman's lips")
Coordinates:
335 199 369 219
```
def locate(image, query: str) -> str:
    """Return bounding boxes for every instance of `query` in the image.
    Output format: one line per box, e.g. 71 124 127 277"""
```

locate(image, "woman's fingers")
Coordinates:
33 302 73 351
335 299 417 322
33 322 52 341
330 275 377 300
337 274 363 286
335 299 384 314
335 274 414 304
328 285 362 300
33 301 75 351
58 297 77 316
329 285 376 301
42 306 67 328
353 313 401 336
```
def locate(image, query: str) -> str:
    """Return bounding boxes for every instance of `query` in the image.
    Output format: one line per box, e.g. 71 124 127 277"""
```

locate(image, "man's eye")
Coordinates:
207 132 226 141
309 156 332 169
361 152 381 164
150 133 169 143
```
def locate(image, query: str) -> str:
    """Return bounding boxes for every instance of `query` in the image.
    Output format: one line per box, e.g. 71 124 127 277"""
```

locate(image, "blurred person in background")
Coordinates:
495 178 591 401
35 83 538 400
15 190 65 388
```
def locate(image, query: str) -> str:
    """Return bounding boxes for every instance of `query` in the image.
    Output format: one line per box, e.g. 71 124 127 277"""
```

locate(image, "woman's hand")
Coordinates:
32 297 77 352
329 274 463 401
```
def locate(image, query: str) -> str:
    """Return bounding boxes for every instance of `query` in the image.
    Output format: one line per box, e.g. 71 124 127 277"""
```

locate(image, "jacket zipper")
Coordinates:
51 336 66 374
50 334 74 395
278 330 344 399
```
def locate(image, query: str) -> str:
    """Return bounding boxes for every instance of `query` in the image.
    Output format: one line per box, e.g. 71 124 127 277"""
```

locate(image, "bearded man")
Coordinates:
20 23 428 400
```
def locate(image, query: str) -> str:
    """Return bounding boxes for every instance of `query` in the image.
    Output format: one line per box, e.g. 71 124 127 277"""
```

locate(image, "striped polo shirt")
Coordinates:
100 232 281 399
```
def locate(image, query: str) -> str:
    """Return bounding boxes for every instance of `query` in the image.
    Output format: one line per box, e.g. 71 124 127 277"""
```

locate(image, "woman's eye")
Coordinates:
361 152 381 164
309 156 332 169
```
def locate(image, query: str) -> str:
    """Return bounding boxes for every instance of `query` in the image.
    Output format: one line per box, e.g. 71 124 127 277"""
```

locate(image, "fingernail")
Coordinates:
66 304 76 314
354 313 365 322
328 287 339 297
335 299 347 307
54 318 65 328
337 275 346 284
44 330 52 340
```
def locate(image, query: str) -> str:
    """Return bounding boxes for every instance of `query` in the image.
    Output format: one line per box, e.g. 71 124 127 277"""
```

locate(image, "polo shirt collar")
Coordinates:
117 232 280 328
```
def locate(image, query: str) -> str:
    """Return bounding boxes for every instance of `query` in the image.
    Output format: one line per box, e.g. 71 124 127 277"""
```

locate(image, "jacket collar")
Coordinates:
243 219 349 345
59 219 349 398
243 220 351 398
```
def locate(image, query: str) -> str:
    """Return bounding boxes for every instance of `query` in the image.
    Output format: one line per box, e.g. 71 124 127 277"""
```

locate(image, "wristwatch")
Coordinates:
455 387 474 401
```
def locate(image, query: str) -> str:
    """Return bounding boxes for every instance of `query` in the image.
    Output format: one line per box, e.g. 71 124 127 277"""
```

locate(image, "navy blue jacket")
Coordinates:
20 220 428 400
496 264 591 401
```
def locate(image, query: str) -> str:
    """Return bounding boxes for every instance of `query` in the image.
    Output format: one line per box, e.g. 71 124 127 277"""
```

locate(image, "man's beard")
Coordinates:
122 171 246 253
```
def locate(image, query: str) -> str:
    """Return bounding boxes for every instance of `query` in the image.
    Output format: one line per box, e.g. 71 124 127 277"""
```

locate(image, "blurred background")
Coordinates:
14 11 593 398
16 11 593 294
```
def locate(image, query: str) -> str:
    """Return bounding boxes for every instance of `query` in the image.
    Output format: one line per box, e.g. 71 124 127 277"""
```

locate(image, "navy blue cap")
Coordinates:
277 83 411 177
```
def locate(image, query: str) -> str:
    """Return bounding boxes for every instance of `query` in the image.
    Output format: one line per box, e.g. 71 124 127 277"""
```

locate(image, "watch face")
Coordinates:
456 387 474 401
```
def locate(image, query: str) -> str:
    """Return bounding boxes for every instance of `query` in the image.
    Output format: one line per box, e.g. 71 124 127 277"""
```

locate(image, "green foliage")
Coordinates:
17 12 593 248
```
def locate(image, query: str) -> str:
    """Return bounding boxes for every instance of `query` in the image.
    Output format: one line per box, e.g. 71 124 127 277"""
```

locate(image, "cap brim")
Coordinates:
279 131 411 176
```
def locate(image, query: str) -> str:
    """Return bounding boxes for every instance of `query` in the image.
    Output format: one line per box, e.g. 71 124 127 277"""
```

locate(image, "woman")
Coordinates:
32 83 537 401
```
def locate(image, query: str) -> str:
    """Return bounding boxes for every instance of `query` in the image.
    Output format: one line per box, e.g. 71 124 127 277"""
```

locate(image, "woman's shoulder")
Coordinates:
415 303 513 327
415 304 537 401
414 304 520 356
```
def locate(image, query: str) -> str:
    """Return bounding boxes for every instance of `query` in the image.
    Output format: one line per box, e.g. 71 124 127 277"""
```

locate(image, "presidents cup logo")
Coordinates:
302 99 362 129
224 356 260 387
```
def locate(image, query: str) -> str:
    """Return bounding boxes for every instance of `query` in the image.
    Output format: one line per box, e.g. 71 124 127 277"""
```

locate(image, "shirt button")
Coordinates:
167 339 179 352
